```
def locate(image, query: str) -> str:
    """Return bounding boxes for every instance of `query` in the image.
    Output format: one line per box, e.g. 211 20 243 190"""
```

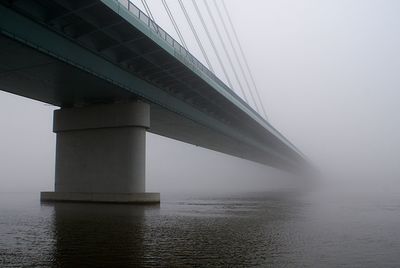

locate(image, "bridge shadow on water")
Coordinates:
39 192 302 267
44 202 157 267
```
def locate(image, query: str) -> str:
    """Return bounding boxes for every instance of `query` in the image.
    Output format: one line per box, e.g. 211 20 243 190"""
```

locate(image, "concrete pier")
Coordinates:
41 101 160 204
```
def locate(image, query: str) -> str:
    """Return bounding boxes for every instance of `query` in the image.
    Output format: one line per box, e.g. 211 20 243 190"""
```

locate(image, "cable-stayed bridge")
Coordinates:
0 0 308 203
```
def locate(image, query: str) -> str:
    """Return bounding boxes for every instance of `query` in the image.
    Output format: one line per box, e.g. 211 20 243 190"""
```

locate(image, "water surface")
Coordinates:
1 191 400 267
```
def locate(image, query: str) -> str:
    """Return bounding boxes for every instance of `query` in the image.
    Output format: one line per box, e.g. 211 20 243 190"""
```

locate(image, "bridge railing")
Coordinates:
116 0 263 121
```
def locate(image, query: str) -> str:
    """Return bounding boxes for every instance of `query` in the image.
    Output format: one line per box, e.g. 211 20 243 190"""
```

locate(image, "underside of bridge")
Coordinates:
0 0 309 203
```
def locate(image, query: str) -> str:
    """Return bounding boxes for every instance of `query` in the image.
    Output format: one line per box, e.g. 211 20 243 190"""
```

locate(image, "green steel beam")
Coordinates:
0 3 301 169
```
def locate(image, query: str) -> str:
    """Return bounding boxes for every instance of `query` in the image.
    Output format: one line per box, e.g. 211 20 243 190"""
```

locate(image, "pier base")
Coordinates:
41 101 159 204
40 192 160 204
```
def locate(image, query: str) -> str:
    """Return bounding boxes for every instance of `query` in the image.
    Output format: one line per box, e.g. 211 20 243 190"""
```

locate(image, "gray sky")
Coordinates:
1 0 399 193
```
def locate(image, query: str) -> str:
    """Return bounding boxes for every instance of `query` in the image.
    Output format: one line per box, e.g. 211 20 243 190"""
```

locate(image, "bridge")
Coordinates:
0 0 308 203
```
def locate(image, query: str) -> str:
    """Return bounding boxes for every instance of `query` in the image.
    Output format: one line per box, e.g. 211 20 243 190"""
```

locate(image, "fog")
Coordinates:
1 0 400 194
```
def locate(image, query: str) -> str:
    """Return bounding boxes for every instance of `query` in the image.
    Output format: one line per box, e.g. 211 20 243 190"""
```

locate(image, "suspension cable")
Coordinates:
177 0 214 72
141 0 161 35
161 0 188 50
221 0 268 119
191 0 233 90
203 0 249 102
212 0 260 112
141 0 155 22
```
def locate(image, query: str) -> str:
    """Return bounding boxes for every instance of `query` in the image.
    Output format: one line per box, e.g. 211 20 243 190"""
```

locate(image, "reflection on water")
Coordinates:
1 191 400 267
50 203 156 267
49 193 300 267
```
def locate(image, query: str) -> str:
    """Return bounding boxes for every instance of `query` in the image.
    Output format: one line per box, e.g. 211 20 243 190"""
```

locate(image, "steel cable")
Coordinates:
213 0 260 112
203 0 249 102
162 0 188 50
191 0 233 90
221 0 268 119
178 0 214 72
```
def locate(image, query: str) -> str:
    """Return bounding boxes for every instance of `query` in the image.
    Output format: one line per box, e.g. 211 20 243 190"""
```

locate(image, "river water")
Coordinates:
1 190 400 267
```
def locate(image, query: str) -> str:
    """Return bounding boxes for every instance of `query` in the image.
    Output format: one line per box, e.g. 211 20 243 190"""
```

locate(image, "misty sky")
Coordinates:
1 0 400 193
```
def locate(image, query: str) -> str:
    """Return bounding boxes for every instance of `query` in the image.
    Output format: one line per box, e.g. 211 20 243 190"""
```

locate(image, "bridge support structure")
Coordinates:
41 101 160 204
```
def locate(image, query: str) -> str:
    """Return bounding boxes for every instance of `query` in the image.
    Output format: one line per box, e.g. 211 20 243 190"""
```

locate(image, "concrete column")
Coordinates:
41 101 160 203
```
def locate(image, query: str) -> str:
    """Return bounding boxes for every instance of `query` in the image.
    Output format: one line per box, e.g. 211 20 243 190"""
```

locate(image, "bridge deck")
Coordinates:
0 0 307 171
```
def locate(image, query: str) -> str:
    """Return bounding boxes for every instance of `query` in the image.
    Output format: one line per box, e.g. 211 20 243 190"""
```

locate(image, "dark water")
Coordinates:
1 190 400 267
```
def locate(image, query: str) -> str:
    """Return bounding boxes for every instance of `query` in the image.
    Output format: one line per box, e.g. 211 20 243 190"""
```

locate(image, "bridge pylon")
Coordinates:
41 101 160 203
